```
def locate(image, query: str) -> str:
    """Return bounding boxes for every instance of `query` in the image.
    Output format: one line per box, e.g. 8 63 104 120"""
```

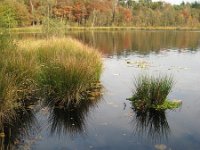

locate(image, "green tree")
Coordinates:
0 2 17 30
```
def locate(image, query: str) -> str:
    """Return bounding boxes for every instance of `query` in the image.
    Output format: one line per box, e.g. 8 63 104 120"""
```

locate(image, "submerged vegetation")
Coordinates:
0 35 102 133
129 75 181 111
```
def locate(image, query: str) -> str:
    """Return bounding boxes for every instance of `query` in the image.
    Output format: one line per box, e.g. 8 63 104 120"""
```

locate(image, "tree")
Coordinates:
0 2 17 30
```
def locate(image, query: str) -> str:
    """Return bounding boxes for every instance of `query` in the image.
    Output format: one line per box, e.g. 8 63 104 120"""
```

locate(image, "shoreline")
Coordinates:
10 26 200 33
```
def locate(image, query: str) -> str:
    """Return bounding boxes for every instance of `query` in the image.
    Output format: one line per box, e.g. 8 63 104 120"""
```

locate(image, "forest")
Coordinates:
0 0 200 28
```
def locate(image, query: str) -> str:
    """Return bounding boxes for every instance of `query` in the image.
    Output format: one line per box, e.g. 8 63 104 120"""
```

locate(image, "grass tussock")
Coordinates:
0 36 102 127
17 37 102 105
0 43 38 126
129 75 179 110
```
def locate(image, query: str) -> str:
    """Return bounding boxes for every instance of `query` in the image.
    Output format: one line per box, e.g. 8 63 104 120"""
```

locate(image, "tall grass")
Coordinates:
131 75 174 110
0 40 38 126
17 37 102 105
0 37 102 128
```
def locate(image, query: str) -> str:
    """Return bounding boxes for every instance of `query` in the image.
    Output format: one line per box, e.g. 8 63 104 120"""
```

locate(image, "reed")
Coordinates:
18 37 102 105
0 36 102 126
130 75 174 110
0 46 38 126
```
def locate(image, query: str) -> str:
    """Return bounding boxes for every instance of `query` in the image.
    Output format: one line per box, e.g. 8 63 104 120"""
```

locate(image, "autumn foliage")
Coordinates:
0 0 200 27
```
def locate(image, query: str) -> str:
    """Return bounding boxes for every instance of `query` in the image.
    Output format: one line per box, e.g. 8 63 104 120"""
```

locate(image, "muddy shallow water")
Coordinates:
9 31 200 150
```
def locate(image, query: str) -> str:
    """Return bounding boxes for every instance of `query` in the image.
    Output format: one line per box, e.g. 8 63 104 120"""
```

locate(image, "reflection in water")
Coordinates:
14 31 200 56
69 31 200 56
132 108 170 143
0 108 38 150
48 94 102 136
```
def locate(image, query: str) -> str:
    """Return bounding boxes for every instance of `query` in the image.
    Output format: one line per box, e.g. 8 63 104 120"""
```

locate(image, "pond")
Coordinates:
4 31 200 150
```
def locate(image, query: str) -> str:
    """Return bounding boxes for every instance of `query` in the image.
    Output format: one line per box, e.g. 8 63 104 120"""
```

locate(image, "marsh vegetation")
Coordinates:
129 75 181 111
18 37 102 105
0 29 199 149
0 35 102 138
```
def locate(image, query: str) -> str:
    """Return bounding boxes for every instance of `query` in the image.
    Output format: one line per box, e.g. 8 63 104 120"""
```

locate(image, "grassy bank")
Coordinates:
0 36 102 128
10 26 42 33
10 26 200 33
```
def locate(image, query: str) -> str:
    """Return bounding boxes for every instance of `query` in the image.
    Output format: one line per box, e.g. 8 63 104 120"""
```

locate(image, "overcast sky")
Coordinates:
152 0 198 4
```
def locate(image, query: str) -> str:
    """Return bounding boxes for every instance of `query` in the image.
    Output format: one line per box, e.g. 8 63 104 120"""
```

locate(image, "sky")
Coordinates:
152 0 197 4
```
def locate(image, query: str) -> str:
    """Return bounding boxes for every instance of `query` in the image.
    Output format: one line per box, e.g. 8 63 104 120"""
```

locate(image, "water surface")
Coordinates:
5 31 200 150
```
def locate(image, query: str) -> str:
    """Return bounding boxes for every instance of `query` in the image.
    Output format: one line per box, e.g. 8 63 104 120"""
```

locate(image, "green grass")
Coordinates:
0 36 39 126
0 36 102 128
129 75 180 110
152 100 182 110
17 37 103 105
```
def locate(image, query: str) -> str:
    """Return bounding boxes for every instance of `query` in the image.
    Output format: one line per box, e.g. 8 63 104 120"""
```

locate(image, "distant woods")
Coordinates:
1 0 200 28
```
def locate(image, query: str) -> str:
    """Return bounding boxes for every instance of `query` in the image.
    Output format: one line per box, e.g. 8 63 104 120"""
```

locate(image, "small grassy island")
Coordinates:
128 75 182 111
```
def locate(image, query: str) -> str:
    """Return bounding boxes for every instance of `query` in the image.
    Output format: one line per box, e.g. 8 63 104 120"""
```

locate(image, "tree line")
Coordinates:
0 0 200 28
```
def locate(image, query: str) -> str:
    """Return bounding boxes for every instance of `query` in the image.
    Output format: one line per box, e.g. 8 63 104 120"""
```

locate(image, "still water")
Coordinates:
7 31 200 149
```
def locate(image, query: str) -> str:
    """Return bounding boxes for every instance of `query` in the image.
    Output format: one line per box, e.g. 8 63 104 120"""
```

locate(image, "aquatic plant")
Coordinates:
17 37 102 105
0 49 38 126
129 75 181 110
0 37 102 130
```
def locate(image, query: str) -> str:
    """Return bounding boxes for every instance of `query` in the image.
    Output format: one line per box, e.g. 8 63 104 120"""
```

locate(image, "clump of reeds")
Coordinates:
18 37 102 105
0 37 102 128
130 75 174 110
0 46 39 126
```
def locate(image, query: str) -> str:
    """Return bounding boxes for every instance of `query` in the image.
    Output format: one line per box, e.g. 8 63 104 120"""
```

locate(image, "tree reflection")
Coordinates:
70 31 200 56
132 108 170 143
